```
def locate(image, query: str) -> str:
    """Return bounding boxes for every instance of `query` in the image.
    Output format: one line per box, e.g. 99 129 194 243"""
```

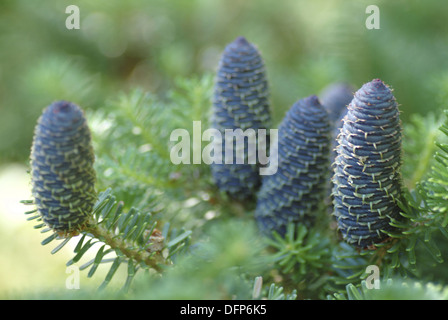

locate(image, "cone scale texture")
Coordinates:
210 36 271 200
255 95 331 237
30 101 96 235
332 79 402 248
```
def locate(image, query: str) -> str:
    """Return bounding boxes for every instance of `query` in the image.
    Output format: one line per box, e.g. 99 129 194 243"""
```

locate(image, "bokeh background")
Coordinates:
1 0 447 296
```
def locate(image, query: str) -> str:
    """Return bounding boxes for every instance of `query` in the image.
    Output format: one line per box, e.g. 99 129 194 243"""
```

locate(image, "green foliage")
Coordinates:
402 113 445 190
91 76 213 195
265 284 298 300
329 279 448 300
2 0 447 302
265 224 331 278
4 0 448 163
26 188 192 292
17 72 448 300
425 110 448 217
131 219 268 299
324 107 448 297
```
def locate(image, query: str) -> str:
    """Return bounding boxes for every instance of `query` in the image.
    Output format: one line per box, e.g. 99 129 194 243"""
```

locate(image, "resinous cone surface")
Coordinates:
332 79 402 248
255 95 331 237
30 101 96 234
210 36 271 200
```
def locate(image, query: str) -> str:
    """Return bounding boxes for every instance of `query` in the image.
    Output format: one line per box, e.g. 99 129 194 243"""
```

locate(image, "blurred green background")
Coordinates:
1 0 447 296
2 0 448 163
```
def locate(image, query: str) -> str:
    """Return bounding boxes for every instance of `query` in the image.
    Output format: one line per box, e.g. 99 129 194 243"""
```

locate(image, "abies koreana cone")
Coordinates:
210 36 271 200
332 79 403 249
30 101 97 236
255 95 331 237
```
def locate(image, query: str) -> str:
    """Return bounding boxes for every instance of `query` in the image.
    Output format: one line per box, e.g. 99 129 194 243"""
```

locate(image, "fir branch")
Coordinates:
265 223 331 277
402 113 444 190
265 282 298 300
328 279 448 300
21 66 448 299
425 110 448 216
328 181 447 294
168 75 214 125
114 90 172 160
89 76 215 204
129 219 268 299
84 217 165 274
98 146 177 191
25 188 192 290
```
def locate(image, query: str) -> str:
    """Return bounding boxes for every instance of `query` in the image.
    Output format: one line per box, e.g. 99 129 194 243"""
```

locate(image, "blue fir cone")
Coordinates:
210 36 271 200
320 82 355 199
319 82 354 148
332 79 402 249
255 95 331 237
320 82 354 125
30 101 97 236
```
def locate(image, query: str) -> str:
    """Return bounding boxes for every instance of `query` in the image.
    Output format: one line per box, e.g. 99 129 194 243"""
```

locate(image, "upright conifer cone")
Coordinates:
332 79 402 248
320 83 354 200
30 101 97 235
255 96 331 237
210 36 271 200
320 82 354 150
320 82 354 125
